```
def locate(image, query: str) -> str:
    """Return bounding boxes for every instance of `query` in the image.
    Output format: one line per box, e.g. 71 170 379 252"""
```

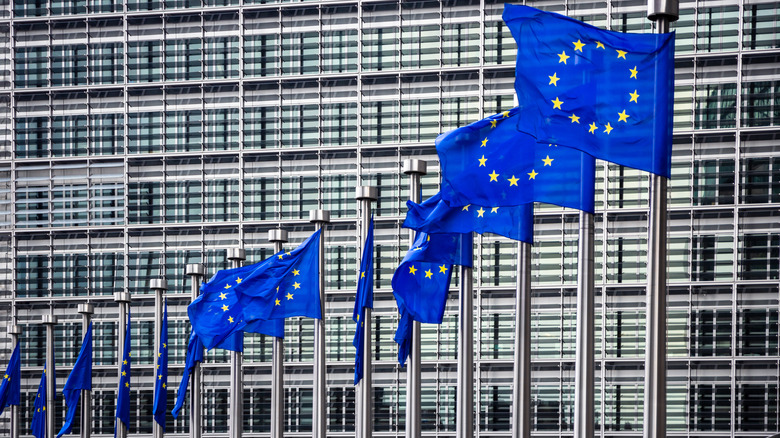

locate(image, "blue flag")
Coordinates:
115 313 131 436
503 4 675 177
437 107 596 213
188 230 321 350
31 366 47 438
353 217 374 385
153 301 169 430
171 331 204 419
0 343 21 415
403 192 534 243
392 232 472 366
57 323 93 438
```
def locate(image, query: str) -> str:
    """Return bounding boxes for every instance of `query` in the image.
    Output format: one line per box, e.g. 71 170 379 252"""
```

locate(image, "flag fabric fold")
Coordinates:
353 217 374 385
503 4 675 177
153 301 169 430
57 323 93 438
171 331 204 419
188 230 321 350
31 366 47 438
0 343 21 415
115 313 131 436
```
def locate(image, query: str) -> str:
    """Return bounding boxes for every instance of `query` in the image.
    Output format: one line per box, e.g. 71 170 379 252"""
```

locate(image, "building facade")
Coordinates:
0 0 779 436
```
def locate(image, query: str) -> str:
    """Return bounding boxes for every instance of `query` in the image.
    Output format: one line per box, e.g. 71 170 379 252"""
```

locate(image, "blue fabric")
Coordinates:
171 332 204 419
394 311 413 367
437 107 596 213
57 323 93 437
31 366 47 438
353 217 374 385
403 192 534 243
503 4 675 177
115 313 131 436
153 301 169 430
188 230 322 350
0 343 21 415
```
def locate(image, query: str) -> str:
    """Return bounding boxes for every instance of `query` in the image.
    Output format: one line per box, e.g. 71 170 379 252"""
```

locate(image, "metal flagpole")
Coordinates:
645 2 677 438
9 323 20 438
574 212 595 438
512 242 531 438
184 264 205 438
402 158 426 438
309 210 330 438
268 229 288 438
227 248 247 438
114 292 130 438
42 314 57 438
457 245 474 438
151 279 167 438
355 186 378 438
77 304 94 438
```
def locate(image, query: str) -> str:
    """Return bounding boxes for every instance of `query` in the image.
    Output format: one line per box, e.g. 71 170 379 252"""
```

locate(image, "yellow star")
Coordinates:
224 284 231 289
477 207 485 218
558 51 570 64
125 382 129 387
489 170 499 182
528 169 538 180
123 360 127 365
157 365 159 369
542 155 554 166
228 316 234 323
604 122 613 134
588 122 598 134
502 111 510 118
439 265 447 274
235 277 242 284
409 265 417 275
163 383 166 389
617 49 627 59
629 90 639 103
43 406 46 411
569 113 580 124
219 292 227 300
286 251 291 256
275 299 281 306
461 204 470 211
490 120 497 128
551 97 563 110
293 282 301 289
158 374 162 380
478 155 487 167
618 110 630 122
596 41 605 49
129 353 132 357
629 66 638 79
293 269 300 276
481 137 488 147
424 269 433 279
572 39 585 52
3 374 7 379
507 175 519 186
360 271 365 278
490 207 499 213
163 343 166 348
122 371 126 376
278 254 284 259
286 292 293 300
548 72 559 86
221 304 229 312
158 352 161 357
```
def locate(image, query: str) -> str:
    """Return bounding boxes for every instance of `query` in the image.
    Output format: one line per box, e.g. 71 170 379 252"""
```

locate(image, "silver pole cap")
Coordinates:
77 303 94 315
8 325 21 336
149 278 168 291
355 186 378 201
41 314 58 325
268 229 288 243
227 248 246 261
309 209 330 224
114 292 131 303
402 159 427 175
185 263 206 277
647 0 679 21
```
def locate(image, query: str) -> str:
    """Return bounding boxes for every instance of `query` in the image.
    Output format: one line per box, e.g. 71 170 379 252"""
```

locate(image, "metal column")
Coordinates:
269 229 289 438
355 186 378 438
9 324 21 438
151 279 167 438
512 242 532 438
309 210 330 438
457 260 474 438
42 314 57 438
114 292 130 438
185 264 205 438
574 212 595 438
227 248 246 438
402 158 426 438
77 304 94 438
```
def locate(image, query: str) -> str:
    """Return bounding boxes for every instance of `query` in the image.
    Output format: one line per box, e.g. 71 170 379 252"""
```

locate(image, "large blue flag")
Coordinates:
404 192 534 243
153 300 169 430
188 230 321 350
31 366 47 438
437 107 596 213
0 343 21 415
171 331 204 419
353 217 374 385
115 313 131 436
57 323 92 438
503 4 675 178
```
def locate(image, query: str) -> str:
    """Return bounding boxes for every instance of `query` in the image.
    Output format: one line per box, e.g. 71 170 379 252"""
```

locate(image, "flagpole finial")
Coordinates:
227 248 246 262
402 159 427 176
149 278 168 291
41 314 57 325
9 324 21 335
77 303 94 315
309 209 330 224
185 264 205 277
114 292 131 303
647 0 678 22
355 186 378 201
268 229 288 244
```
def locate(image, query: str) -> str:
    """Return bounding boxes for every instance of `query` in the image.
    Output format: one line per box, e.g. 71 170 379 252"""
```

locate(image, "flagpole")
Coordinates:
184 264 205 438
402 158 426 438
309 210 330 438
355 186 378 438
114 292 130 438
574 211 595 438
268 229 288 438
227 249 246 438
77 304 94 438
512 242 531 438
42 314 57 438
151 279 167 438
9 323 20 438
456 242 474 438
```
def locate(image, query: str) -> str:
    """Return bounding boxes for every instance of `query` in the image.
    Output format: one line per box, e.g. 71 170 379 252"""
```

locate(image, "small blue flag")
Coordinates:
31 366 47 438
0 343 21 414
188 230 322 350
503 4 675 177
171 331 204 419
404 192 534 243
437 107 596 213
353 217 374 385
153 301 169 430
58 323 93 438
115 313 131 436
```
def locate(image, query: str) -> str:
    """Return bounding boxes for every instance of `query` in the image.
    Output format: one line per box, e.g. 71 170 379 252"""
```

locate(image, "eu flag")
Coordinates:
403 192 534 243
153 300 169 430
353 217 374 385
116 313 131 436
188 230 321 350
171 331 204 419
503 4 675 178
0 343 21 415
57 323 92 438
437 107 596 213
31 366 47 438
